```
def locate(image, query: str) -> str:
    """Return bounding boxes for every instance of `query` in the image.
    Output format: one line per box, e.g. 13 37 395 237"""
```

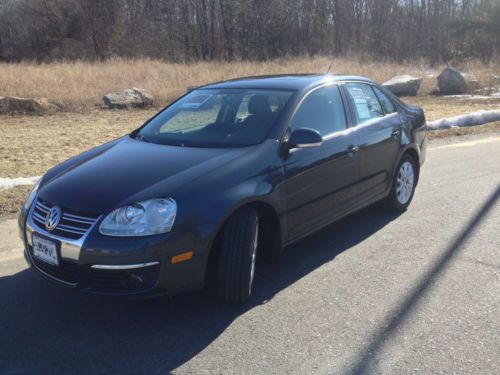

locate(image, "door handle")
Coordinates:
391 128 401 137
347 144 360 154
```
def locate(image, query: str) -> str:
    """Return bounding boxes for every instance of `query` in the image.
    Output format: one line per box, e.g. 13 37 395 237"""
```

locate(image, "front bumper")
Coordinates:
19 205 216 297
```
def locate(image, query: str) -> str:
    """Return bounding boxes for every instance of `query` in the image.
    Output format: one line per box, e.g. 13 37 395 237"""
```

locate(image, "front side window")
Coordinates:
290 85 347 137
138 89 294 147
345 83 384 124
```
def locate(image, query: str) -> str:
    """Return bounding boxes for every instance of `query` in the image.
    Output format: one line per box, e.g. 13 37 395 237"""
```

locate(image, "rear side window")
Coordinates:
290 85 346 137
372 86 396 114
345 83 384 124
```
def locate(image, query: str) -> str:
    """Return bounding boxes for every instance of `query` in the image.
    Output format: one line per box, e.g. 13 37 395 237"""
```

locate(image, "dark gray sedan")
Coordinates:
18 74 426 302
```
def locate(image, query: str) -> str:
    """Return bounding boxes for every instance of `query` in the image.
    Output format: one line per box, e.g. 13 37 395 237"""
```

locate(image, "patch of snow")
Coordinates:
0 176 40 191
427 110 500 130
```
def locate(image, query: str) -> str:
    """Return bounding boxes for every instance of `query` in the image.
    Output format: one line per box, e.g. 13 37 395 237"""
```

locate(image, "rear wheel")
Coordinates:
217 208 259 303
384 154 417 212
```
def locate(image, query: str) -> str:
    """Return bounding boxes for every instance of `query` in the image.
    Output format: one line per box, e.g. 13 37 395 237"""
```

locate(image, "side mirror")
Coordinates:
287 128 323 151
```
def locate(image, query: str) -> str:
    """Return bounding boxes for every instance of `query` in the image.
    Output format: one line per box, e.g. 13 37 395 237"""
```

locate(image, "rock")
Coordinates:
462 74 481 92
0 96 63 115
103 88 154 109
437 67 467 95
382 75 422 96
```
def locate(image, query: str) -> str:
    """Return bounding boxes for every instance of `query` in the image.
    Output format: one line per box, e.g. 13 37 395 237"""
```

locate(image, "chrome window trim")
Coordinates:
27 194 102 261
91 262 160 270
295 112 399 144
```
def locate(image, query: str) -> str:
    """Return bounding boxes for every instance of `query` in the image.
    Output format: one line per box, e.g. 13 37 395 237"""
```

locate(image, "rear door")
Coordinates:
283 84 361 242
343 82 401 202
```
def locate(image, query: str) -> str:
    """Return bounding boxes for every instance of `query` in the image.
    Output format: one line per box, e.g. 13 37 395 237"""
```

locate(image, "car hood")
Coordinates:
38 136 251 214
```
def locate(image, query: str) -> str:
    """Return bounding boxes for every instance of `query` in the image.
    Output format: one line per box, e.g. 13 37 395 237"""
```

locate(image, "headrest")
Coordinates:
248 95 271 116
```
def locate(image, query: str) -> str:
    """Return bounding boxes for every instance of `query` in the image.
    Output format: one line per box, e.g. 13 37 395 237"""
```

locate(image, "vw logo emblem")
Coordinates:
45 206 61 231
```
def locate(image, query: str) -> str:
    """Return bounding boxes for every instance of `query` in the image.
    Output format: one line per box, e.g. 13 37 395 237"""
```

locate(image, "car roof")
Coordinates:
201 74 378 91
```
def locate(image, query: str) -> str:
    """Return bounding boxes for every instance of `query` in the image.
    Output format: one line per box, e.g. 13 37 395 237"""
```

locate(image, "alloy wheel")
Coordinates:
396 161 414 204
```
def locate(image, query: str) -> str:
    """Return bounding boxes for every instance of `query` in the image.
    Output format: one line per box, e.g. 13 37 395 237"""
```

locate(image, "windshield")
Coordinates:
136 88 294 147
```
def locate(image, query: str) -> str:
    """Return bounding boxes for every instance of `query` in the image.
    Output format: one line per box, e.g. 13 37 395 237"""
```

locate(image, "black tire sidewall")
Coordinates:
217 208 259 303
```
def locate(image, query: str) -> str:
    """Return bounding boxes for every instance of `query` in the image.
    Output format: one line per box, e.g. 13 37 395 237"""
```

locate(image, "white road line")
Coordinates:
429 136 500 151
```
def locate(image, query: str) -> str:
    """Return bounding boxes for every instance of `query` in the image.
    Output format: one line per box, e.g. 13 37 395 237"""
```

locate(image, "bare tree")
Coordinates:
0 0 497 63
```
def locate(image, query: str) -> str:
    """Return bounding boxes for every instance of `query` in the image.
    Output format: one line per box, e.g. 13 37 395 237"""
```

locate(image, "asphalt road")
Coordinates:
1 134 499 375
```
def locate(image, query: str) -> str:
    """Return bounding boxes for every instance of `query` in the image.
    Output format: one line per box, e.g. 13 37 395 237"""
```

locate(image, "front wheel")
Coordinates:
217 208 259 303
384 154 417 212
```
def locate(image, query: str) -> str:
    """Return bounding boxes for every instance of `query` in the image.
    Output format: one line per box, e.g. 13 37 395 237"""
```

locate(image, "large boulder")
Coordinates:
0 96 63 115
382 75 422 96
462 73 481 92
103 88 154 109
437 67 467 95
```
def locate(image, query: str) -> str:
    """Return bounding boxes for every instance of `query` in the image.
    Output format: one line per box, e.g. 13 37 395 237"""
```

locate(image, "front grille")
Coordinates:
29 246 78 284
32 199 99 240
87 265 160 294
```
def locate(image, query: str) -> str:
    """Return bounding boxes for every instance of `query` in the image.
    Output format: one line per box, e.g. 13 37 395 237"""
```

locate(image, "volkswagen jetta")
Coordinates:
18 74 426 302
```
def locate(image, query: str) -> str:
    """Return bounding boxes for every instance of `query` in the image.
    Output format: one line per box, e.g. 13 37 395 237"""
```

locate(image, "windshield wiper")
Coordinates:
132 133 151 143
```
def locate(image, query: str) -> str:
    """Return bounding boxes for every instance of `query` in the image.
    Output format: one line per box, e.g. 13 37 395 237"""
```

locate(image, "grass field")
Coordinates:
1 95 499 179
1 57 499 111
1 57 499 215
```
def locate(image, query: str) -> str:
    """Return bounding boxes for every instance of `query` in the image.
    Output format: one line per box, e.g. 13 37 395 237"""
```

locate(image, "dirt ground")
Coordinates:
0 109 156 178
0 186 31 215
1 96 499 215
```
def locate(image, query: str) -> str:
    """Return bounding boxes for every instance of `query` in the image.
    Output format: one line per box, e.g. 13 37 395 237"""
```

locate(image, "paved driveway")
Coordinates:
0 135 499 374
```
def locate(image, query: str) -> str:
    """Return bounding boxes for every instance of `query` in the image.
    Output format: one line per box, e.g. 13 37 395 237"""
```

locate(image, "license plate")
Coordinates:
32 234 59 266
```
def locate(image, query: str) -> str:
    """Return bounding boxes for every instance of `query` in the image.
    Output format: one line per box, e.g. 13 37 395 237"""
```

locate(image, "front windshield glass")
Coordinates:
137 88 294 147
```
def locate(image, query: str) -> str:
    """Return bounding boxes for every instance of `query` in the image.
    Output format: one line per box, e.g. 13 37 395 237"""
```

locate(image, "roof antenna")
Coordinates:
325 59 334 74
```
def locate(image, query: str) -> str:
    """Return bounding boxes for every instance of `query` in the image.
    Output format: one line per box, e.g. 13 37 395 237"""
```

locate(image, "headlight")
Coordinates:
24 179 41 210
99 198 177 237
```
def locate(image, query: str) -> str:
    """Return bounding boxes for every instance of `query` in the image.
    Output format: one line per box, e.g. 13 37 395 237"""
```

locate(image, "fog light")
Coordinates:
127 274 144 289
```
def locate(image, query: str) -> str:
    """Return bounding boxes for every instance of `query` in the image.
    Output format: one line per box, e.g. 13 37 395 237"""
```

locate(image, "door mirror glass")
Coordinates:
288 128 323 150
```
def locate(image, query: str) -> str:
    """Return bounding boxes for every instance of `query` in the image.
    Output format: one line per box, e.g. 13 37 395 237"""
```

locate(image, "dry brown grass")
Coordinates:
1 117 498 216
1 57 499 112
1 96 499 179
406 96 500 120
426 121 500 139
1 57 499 215
0 185 31 214
0 110 155 177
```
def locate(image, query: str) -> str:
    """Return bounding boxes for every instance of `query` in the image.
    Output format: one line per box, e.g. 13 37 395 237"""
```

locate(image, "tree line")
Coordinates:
0 0 498 64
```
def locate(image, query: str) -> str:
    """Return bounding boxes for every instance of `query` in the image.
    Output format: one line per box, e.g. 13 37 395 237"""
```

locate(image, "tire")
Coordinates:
384 154 417 212
217 208 259 303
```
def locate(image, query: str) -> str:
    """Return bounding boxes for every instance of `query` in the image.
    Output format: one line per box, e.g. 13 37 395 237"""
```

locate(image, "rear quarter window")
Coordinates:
372 86 397 114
